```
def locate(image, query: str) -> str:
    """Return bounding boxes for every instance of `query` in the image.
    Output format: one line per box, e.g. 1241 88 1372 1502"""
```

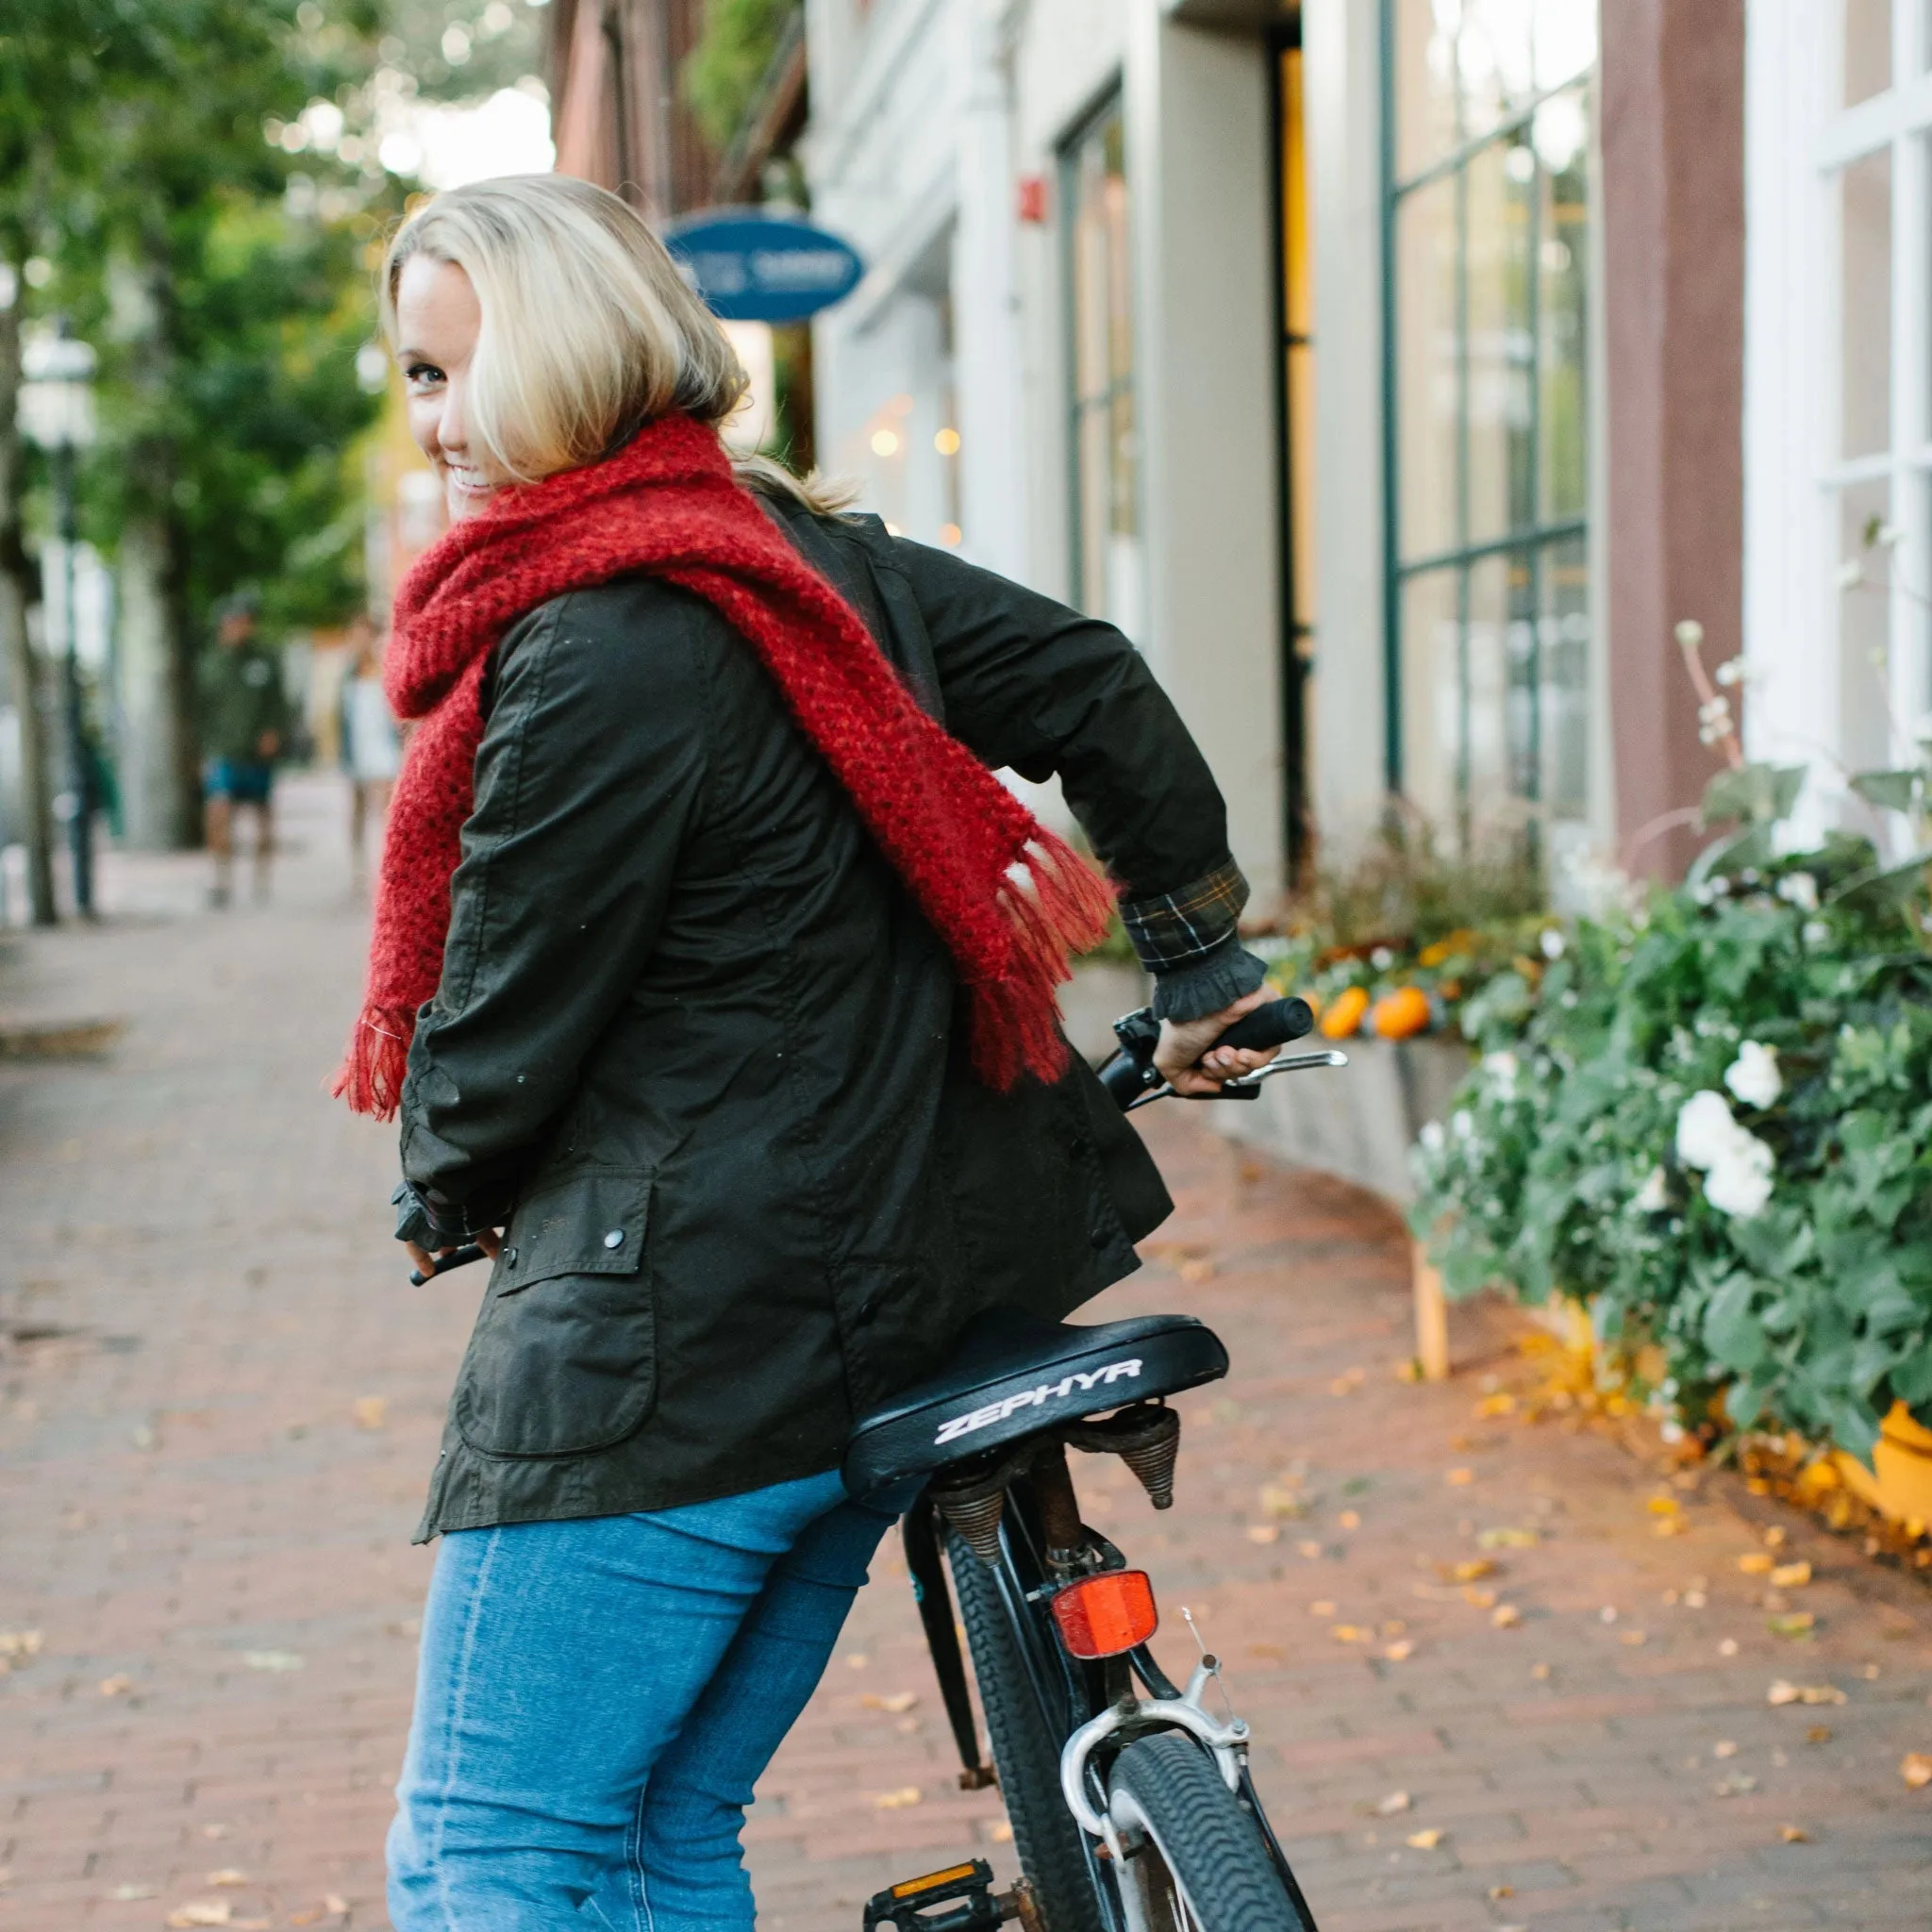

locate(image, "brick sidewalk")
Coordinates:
2 774 1928 1931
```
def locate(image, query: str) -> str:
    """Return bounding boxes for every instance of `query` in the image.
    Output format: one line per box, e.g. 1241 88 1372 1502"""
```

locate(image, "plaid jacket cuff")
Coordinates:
1118 858 1251 973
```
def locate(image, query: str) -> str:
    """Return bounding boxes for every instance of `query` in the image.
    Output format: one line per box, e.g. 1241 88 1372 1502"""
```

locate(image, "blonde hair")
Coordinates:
380 174 849 512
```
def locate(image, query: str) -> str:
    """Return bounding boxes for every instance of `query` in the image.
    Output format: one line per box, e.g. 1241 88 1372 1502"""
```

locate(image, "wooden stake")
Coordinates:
1413 1242 1450 1380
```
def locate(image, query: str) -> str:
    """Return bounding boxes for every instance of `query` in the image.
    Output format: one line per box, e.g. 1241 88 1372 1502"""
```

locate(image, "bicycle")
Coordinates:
843 996 1345 1932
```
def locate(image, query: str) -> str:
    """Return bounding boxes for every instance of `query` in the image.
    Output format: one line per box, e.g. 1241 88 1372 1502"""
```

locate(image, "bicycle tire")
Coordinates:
944 1528 1107 1932
1110 1732 1314 1932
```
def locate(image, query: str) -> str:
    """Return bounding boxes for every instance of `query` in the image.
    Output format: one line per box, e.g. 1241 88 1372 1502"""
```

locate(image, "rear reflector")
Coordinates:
1051 1570 1158 1658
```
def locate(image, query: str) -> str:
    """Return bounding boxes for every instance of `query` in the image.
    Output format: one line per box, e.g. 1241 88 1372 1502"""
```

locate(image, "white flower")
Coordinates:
1633 1167 1669 1213
1482 1051 1519 1099
1370 945 1394 971
1674 619 1705 649
1703 1132 1774 1219
1540 927 1565 960
1837 558 1864 591
1804 919 1830 944
1675 1090 1740 1169
1724 1041 1782 1109
1714 657 1751 687
1775 872 1819 912
1453 1108 1474 1141
1419 1119 1445 1154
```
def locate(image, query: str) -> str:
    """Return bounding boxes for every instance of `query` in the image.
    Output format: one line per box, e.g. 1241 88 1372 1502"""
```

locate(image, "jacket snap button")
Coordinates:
504 1246 519 1265
603 1228 625 1250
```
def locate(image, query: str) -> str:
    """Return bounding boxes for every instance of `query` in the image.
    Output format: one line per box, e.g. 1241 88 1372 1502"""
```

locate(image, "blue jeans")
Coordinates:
387 1470 912 1930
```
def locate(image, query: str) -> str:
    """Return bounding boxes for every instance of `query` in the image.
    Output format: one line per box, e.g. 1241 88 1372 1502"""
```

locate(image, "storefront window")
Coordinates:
1384 0 1595 846
1061 94 1141 639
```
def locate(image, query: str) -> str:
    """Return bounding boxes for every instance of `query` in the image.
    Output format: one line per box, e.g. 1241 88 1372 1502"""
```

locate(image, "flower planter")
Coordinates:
1206 1033 1473 1206
1833 1403 1932 1531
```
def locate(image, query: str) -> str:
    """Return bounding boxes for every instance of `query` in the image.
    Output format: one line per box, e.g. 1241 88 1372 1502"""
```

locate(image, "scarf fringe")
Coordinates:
975 832 1116 1088
329 1003 416 1123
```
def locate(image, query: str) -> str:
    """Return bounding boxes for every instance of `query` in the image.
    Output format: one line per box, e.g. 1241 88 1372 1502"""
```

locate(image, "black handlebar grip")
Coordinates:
1207 996 1314 1057
408 1241 489 1287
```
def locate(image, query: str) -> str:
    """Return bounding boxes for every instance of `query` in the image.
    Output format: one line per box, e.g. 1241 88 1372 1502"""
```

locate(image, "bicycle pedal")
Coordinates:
861 1857 1017 1932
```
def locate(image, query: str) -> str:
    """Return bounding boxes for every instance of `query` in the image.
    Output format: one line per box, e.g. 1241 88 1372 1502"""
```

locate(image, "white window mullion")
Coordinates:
1890 0 1932 757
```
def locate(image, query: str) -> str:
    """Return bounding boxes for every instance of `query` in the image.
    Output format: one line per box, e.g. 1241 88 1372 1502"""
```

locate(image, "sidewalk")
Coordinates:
2 774 1929 1931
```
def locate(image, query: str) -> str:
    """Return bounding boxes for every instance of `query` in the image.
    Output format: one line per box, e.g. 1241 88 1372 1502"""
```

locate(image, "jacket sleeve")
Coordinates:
880 535 1264 1023
396 592 708 1233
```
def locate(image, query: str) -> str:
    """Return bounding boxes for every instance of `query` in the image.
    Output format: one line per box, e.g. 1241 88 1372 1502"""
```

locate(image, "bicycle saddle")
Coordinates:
841 1306 1228 1494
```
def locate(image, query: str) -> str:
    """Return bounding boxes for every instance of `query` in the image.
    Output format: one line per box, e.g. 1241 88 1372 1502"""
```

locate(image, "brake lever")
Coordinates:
1124 1047 1349 1112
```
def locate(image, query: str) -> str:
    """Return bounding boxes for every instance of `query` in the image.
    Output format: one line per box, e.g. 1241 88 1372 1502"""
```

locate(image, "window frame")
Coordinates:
1378 0 1596 839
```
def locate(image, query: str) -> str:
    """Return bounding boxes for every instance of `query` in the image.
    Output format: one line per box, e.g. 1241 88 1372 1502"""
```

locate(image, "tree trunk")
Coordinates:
0 291 58 922
116 242 201 849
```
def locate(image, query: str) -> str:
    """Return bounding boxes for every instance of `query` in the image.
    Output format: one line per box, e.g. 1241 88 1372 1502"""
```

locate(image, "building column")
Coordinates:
1125 0 1284 911
1600 0 1747 876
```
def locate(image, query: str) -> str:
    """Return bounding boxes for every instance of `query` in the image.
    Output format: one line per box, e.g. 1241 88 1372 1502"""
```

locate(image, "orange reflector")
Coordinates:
1051 1570 1158 1658
891 1864 980 1900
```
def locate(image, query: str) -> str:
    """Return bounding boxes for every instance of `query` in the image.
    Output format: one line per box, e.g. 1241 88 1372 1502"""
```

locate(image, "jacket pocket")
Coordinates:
452 1167 658 1457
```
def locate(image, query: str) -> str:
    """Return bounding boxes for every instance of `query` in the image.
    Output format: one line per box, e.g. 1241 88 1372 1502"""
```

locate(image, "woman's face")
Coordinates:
395 255 497 523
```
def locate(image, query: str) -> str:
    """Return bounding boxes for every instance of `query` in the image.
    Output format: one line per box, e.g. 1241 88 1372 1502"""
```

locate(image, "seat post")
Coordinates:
1030 1441 1086 1575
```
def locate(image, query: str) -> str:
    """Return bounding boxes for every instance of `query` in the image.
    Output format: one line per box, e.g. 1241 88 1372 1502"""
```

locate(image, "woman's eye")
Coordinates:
404 362 445 391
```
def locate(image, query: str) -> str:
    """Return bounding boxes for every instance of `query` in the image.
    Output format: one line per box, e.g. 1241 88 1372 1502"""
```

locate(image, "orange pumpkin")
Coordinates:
1371 985 1432 1040
1320 985 1370 1040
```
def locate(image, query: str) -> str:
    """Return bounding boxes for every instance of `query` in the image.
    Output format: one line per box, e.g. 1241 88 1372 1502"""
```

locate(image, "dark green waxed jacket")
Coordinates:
396 497 1261 1540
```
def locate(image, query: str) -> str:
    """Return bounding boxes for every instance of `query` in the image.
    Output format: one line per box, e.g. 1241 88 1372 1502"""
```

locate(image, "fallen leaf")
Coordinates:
1903 1753 1932 1790
1488 1884 1514 1899
352 1395 387 1431
0 1631 42 1658
1769 1612 1816 1639
1491 1604 1522 1629
1178 1257 1214 1284
1441 1558 1496 1584
1475 1392 1515 1417
1768 1680 1845 1707
205 1871 248 1889
1462 1587 1498 1608
166 1904 231 1928
1374 1790 1411 1815
1738 1552 1774 1575
1806 1724 1833 1743
1296 1540 1323 1559
98 1674 133 1696
988 1821 1013 1843
1771 1561 1812 1590
1258 1484 1306 1519
1309 1600 1338 1617
1382 1620 1407 1637
844 1653 869 1670
1531 1662 1551 1680
323 1895 349 1917
1713 1740 1738 1758
1406 1828 1444 1849
1384 1640 1414 1661
1713 1774 1758 1797
201 1824 232 1840
1719 1638 1740 1657
1445 1468 1474 1486
1246 1524 1281 1544
1599 1606 1619 1624
861 1691 918 1713
1648 1495 1681 1516
1619 1630 1648 1647
1653 1516 1688 1537
1763 1525 1787 1547
1331 1624 1372 1643
872 1786 922 1809
106 1885 157 1901
242 1651 303 1672
1478 1527 1540 1549
1779 1824 1810 1843
1249 1642 1287 1660
1338 1509 1362 1530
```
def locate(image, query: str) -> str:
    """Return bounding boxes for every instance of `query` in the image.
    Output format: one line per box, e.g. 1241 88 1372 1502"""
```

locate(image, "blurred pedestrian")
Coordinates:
339 613 400 891
341 175 1271 1932
199 590 290 908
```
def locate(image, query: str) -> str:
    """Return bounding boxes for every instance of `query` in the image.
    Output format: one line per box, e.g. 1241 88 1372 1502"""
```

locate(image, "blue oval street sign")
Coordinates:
663 208 865 324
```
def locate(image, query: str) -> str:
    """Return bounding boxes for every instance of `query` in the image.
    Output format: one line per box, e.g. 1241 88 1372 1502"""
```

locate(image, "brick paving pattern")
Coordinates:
2 774 1929 1931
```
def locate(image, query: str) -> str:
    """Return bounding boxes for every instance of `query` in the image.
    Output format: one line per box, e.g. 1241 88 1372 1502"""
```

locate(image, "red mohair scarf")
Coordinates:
333 413 1113 1119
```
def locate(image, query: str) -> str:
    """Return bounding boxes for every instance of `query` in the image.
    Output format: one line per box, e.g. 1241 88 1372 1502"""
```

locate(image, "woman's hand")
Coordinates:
404 1228 504 1277
1152 985 1279 1097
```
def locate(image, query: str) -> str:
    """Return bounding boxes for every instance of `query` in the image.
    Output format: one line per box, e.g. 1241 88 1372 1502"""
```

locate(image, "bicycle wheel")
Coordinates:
1109 1732 1314 1932
944 1528 1107 1932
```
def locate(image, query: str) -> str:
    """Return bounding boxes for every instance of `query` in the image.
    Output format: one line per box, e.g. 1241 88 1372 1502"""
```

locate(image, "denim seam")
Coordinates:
432 1525 504 1932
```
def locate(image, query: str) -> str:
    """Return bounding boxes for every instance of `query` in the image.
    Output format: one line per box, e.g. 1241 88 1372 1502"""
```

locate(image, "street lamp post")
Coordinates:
20 323 98 919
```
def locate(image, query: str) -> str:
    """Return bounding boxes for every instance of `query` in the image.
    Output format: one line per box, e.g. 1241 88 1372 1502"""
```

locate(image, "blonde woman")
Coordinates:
342 174 1271 1929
